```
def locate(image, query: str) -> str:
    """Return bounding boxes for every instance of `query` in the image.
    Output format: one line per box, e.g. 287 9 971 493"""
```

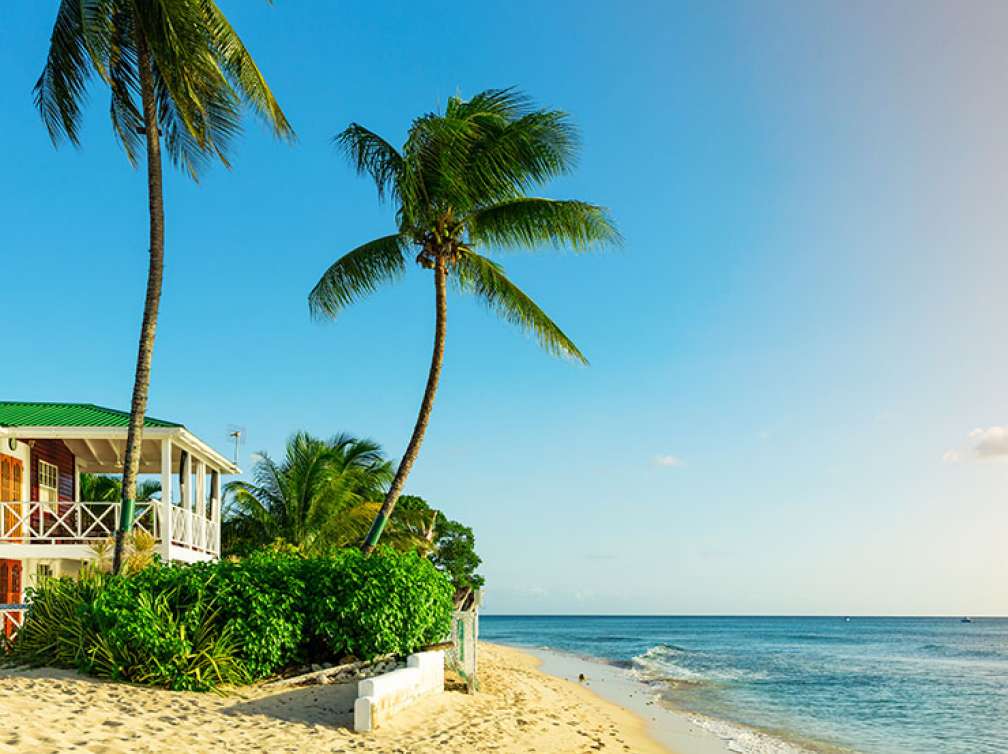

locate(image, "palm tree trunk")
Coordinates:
112 28 166 575
361 256 448 554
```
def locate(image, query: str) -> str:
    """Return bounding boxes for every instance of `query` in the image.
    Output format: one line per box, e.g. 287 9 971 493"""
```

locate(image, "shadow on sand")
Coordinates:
224 681 358 729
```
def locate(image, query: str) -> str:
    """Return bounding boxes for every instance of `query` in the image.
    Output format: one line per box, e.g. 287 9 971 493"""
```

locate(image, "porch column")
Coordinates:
160 439 173 562
210 470 221 557
195 461 206 518
182 451 193 547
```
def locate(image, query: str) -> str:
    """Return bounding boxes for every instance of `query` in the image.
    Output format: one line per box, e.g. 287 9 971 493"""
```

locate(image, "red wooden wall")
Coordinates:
28 440 75 502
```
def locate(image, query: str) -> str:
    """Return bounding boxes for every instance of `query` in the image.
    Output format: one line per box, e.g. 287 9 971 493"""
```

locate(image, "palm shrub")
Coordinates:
222 432 429 555
310 88 620 552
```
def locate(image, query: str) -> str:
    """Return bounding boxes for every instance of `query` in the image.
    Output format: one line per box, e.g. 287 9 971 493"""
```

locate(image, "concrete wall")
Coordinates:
353 650 444 732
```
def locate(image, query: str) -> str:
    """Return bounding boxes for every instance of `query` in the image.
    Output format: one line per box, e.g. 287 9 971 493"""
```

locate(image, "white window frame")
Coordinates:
38 460 60 510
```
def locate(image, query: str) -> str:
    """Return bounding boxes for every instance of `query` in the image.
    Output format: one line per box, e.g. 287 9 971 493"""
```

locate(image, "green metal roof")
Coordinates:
0 402 182 429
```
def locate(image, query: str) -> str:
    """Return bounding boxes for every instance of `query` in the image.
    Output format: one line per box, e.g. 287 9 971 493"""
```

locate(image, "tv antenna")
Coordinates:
226 425 246 467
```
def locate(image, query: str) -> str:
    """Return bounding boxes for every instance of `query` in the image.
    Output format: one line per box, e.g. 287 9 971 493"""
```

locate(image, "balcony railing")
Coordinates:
0 501 218 557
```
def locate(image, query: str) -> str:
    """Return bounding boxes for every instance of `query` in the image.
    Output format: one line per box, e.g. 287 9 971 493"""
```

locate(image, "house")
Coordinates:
0 402 239 636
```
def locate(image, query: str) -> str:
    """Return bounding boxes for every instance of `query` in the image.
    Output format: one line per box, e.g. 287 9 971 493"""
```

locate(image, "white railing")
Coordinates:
1 603 25 641
169 506 217 556
0 501 217 557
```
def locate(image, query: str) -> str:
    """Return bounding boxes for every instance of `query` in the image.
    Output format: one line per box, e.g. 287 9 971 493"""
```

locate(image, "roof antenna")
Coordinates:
226 425 246 467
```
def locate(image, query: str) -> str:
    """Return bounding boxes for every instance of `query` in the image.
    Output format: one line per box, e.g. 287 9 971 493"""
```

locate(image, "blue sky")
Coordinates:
3 2 1007 615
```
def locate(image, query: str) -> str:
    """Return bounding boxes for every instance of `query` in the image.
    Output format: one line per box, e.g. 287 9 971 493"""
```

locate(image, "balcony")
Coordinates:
0 500 219 562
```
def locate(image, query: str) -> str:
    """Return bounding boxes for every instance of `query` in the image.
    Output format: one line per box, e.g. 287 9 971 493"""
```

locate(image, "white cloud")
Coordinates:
942 449 961 464
654 454 685 468
970 426 1008 458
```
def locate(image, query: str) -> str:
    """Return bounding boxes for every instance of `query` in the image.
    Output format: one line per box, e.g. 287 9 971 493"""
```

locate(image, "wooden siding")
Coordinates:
28 439 75 502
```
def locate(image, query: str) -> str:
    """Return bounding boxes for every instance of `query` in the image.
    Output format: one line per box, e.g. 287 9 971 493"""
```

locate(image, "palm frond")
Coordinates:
467 198 621 251
309 234 410 319
107 18 143 165
444 87 533 121
452 250 588 364
195 0 294 140
38 0 291 178
462 111 579 205
397 90 583 218
35 0 94 146
336 124 404 203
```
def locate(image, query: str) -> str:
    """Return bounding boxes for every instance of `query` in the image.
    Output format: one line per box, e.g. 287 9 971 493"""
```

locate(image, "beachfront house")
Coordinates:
0 402 238 634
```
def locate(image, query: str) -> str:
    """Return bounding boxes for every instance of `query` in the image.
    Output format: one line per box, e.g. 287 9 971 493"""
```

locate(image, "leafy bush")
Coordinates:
304 548 454 659
3 548 453 691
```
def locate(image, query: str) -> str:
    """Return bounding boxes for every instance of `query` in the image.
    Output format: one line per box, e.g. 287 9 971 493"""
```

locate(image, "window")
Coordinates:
36 563 53 581
38 460 59 507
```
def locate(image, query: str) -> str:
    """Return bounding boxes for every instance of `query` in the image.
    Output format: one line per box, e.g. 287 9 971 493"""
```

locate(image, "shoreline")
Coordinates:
505 642 838 754
498 642 732 754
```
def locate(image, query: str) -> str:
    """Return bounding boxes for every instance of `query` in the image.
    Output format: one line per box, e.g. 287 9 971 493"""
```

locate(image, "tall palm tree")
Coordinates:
36 1 294 573
310 88 619 553
223 432 426 555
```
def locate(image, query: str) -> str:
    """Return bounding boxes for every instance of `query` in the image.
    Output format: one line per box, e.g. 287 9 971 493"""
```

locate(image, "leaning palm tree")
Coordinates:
222 432 425 555
310 88 620 553
36 1 294 573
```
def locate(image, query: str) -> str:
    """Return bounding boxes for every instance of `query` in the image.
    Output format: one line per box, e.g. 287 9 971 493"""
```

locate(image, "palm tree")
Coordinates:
309 88 619 553
222 432 425 555
36 1 294 573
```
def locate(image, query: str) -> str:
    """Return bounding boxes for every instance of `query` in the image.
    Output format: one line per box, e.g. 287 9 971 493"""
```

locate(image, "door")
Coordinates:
0 454 24 541
0 558 22 638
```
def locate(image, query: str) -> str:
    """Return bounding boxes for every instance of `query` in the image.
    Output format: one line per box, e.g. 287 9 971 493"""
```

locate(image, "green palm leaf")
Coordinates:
452 250 588 364
466 197 620 251
309 234 410 319
336 124 404 203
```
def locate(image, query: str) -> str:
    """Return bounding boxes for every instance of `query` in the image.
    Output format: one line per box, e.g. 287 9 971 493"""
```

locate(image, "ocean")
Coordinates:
480 615 1008 754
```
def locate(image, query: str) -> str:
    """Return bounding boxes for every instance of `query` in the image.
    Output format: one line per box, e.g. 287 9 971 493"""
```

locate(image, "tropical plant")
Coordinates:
37 1 294 573
222 432 428 555
310 88 619 552
88 529 157 575
5 549 453 689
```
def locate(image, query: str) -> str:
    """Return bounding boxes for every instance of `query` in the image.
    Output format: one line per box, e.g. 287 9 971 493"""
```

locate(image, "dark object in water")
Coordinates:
578 673 586 683
961 617 972 623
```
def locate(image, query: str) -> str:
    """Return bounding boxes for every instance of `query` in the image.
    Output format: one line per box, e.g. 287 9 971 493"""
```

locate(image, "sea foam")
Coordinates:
688 714 828 754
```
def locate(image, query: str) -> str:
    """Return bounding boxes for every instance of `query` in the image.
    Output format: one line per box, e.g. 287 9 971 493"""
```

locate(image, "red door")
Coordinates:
0 558 22 638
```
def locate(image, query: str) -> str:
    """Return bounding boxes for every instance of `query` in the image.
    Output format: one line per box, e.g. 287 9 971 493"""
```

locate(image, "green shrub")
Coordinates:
304 548 454 659
3 547 453 691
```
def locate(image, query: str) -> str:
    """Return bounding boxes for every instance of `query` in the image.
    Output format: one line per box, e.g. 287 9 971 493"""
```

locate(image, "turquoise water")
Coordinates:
481 616 1008 754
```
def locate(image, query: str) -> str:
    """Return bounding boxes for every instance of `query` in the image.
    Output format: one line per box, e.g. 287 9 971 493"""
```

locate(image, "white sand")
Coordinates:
0 643 687 753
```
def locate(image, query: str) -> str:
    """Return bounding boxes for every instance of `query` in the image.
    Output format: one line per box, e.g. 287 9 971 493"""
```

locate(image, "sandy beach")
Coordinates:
0 643 684 754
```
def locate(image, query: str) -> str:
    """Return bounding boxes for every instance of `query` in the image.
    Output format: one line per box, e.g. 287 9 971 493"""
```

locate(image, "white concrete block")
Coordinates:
358 667 421 698
407 650 445 693
353 695 374 732
352 652 446 732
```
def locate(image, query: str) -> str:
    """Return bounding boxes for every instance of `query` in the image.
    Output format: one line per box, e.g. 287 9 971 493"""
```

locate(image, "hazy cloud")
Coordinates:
654 454 685 468
942 449 961 464
970 426 1008 458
